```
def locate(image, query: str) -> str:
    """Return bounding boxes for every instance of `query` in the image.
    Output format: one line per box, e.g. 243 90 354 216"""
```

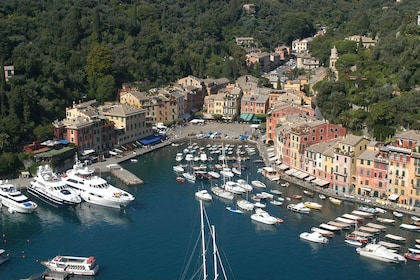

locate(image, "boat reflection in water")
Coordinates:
75 202 133 227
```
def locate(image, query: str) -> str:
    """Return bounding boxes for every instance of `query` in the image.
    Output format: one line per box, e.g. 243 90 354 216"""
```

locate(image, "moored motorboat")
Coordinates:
63 155 135 209
195 190 212 201
270 200 283 206
399 223 420 231
376 217 396 224
329 197 342 205
303 190 314 197
0 180 37 214
318 194 326 200
28 165 81 208
365 223 387 231
176 176 186 183
173 165 184 173
287 202 310 214
392 211 404 218
351 210 373 219
210 186 234 200
299 231 328 244
226 206 243 214
311 227 334 237
251 180 266 189
303 201 322 210
237 199 255 211
385 234 406 243
0 248 10 265
250 208 278 225
411 215 420 222
356 243 405 263
319 223 341 232
290 194 302 200
40 255 99 276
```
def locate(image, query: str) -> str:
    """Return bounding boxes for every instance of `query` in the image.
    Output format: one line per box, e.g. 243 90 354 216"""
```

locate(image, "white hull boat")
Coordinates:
287 202 310 214
0 181 37 213
182 172 196 183
237 199 255 211
207 171 220 179
236 179 253 192
300 232 328 244
356 243 405 263
173 165 184 173
40 255 99 276
385 234 406 243
28 165 81 207
211 186 234 200
399 223 420 231
250 209 278 225
195 190 212 201
311 227 334 237
251 180 266 189
63 154 135 209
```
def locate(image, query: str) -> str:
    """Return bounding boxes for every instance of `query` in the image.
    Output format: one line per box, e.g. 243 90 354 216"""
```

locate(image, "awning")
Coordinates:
269 156 278 162
278 164 289 171
267 152 275 158
285 168 297 175
296 172 309 179
305 176 316 182
312 178 329 187
267 147 274 152
291 171 302 178
361 187 372 192
139 135 164 145
388 193 399 201
240 113 254 122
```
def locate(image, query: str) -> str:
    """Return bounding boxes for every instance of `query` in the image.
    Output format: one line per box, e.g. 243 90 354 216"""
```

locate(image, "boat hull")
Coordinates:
27 187 80 208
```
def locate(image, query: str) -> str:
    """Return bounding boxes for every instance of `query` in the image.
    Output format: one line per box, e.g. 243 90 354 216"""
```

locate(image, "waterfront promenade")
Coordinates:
10 121 420 215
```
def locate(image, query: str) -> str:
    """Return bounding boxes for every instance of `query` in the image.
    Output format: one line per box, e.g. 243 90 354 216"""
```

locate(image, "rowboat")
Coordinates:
376 217 395 224
311 227 334 237
327 221 350 230
399 223 420 231
411 215 420 222
290 194 302 200
351 210 373 219
359 226 380 234
385 234 406 243
318 194 326 200
319 223 341 232
392 211 404 218
226 206 243 214
335 217 357 225
365 223 387 231
303 190 314 197
342 213 364 221
378 241 400 250
329 197 342 205
351 230 373 238
416 239 420 244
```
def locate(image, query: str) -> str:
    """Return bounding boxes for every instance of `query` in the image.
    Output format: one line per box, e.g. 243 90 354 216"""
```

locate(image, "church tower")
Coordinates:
329 46 338 70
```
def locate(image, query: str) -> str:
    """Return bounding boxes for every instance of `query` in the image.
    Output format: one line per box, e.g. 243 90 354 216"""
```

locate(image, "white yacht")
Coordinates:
28 165 81 207
300 231 329 244
62 154 135 209
356 243 406 263
0 180 37 213
223 181 246 195
40 255 99 276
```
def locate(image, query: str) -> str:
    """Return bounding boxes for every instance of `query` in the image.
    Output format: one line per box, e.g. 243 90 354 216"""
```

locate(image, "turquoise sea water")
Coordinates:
1 142 420 280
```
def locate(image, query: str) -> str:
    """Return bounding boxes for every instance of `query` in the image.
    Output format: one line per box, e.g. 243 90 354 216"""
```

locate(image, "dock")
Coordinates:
107 165 144 186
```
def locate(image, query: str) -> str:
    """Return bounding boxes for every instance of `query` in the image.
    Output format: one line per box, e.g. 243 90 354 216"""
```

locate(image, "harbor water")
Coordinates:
1 142 420 279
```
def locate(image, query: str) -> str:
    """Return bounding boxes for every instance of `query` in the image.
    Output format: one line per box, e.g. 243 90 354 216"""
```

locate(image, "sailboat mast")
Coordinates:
200 200 207 280
212 225 218 280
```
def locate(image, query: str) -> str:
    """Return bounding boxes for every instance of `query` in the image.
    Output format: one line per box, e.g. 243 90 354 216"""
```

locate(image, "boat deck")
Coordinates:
385 234 406 243
359 226 381 234
351 230 373 238
365 222 387 231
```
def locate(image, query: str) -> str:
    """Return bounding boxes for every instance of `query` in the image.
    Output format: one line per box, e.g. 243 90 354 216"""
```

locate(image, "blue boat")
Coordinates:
226 206 243 214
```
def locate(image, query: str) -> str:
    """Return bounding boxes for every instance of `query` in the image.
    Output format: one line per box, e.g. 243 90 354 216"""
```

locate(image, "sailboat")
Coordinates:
180 200 230 279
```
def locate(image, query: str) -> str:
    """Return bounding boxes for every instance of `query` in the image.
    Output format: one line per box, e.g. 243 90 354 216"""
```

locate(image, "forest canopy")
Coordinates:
0 0 418 162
